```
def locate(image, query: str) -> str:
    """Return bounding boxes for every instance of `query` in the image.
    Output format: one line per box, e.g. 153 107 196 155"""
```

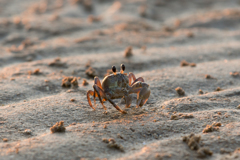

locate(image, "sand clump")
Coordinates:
71 77 78 87
186 31 194 38
198 89 204 94
102 138 124 152
230 71 240 77
88 15 101 23
155 153 172 159
220 148 240 159
179 113 194 119
19 39 34 49
162 26 174 32
7 39 34 53
124 46 133 58
220 148 232 154
183 133 213 158
2 138 8 142
205 74 215 79
197 147 213 158
212 122 222 127
7 45 22 53
28 68 41 75
70 98 75 102
180 60 189 66
180 60 196 67
237 105 240 109
138 5 147 17
183 133 201 150
171 113 194 120
61 77 79 88
82 79 89 86
202 122 221 133
170 115 179 120
189 63 196 67
50 121 66 133
117 133 124 140
23 129 32 135
49 58 67 67
215 87 223 92
175 87 185 96
85 66 98 78
103 125 107 129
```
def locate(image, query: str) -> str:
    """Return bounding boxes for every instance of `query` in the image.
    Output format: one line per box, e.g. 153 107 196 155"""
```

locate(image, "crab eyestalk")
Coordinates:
120 64 125 74
112 65 117 75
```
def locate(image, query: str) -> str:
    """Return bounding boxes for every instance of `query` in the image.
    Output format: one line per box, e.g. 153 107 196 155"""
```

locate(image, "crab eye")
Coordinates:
121 64 125 71
112 65 116 73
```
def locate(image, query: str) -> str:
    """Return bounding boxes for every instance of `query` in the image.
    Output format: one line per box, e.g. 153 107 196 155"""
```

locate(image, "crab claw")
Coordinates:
136 82 150 108
129 81 150 108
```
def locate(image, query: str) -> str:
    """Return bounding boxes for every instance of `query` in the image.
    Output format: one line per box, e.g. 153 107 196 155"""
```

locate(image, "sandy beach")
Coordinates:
0 0 240 159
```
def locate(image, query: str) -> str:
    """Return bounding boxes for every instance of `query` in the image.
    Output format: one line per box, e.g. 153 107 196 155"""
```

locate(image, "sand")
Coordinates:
0 0 240 159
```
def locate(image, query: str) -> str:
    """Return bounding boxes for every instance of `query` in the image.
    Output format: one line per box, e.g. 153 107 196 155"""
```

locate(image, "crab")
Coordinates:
87 64 151 114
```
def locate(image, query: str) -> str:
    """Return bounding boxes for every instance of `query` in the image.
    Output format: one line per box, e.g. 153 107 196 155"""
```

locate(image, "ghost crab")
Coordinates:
87 64 151 114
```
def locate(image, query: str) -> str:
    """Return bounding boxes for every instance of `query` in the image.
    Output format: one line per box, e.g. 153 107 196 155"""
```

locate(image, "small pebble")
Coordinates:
205 74 215 79
50 121 66 133
215 87 223 92
230 71 240 77
187 32 194 38
153 133 158 139
198 89 204 94
189 63 196 67
102 138 108 143
237 105 240 109
23 129 32 135
3 138 8 142
124 46 133 58
82 79 89 86
180 60 189 66
170 115 179 120
175 87 185 96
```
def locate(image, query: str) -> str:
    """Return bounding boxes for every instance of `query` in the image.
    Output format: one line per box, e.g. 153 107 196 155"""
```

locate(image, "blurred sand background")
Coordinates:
0 0 240 159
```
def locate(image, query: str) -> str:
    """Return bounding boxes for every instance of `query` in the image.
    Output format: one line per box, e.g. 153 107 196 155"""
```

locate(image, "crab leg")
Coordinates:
105 95 127 114
93 85 107 110
128 72 136 85
92 84 127 113
94 77 103 89
128 72 144 86
92 76 105 107
131 77 144 86
87 90 96 110
124 95 132 108
87 77 103 110
93 85 126 113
